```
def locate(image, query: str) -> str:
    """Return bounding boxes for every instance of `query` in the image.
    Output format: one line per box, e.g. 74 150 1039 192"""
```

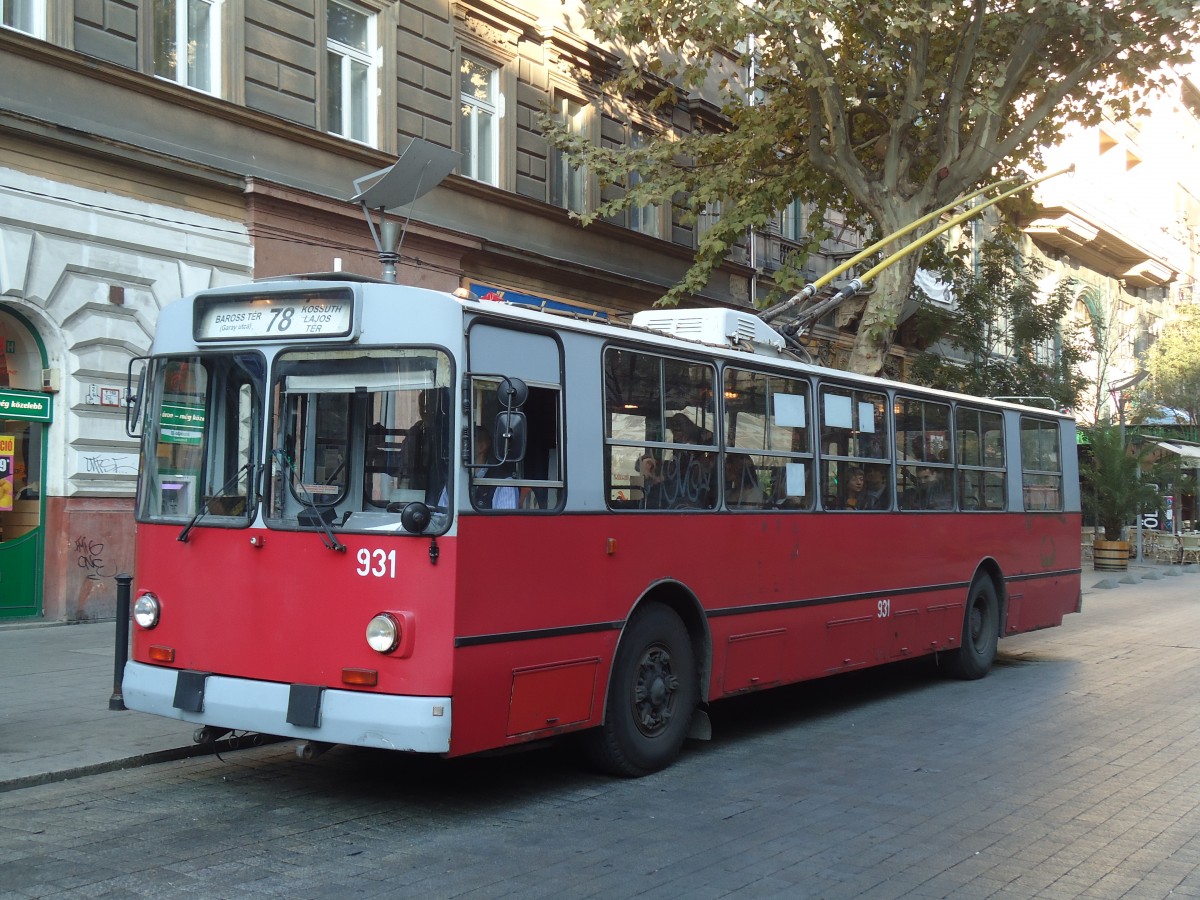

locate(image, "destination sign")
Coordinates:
194 291 354 341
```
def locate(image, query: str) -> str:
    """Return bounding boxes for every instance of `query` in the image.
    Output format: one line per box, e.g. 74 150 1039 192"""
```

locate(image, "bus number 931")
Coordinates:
357 548 396 578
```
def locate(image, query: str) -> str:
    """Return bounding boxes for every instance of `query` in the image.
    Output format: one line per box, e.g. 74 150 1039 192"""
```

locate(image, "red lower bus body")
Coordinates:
127 510 1081 758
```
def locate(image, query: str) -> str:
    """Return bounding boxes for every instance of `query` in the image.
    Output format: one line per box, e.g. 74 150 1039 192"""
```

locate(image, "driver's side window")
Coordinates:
469 377 563 512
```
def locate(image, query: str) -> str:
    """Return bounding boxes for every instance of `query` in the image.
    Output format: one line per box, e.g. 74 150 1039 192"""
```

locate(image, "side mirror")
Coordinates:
401 501 432 534
496 376 528 409
126 357 148 438
493 411 527 464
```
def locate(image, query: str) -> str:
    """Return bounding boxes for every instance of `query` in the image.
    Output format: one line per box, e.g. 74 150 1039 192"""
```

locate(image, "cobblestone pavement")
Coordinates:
4 571 1200 899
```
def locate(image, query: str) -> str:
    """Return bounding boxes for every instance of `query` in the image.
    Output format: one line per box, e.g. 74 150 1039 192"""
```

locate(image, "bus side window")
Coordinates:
604 347 716 511
955 406 1006 512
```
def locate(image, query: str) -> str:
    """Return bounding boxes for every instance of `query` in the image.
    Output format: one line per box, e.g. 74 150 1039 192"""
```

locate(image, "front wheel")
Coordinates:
581 605 698 777
943 578 999 680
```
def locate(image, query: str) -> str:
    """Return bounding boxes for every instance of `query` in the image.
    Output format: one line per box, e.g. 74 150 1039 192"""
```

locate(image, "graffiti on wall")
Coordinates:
75 535 110 580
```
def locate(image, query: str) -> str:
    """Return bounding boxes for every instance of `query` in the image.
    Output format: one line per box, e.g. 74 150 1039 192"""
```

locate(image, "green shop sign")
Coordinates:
160 403 205 444
0 389 52 422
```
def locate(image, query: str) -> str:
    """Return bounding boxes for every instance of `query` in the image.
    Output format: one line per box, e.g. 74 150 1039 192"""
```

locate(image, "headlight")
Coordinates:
133 593 160 629
365 613 399 653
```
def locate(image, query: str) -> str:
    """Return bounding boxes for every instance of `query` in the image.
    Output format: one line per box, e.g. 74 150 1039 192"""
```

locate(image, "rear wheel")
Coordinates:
582 605 697 777
944 578 999 680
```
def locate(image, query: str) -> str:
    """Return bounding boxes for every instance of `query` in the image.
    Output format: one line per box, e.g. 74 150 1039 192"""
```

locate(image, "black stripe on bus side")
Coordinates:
705 566 1079 619
705 580 971 619
455 620 625 648
453 568 1081 647
1005 567 1082 582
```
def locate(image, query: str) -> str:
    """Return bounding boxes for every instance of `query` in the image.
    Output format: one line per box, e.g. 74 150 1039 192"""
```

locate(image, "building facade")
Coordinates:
0 0 761 620
2 0 1195 620
1022 63 1200 424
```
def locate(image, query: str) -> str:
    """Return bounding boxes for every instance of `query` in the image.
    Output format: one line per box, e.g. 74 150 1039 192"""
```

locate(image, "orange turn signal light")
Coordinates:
342 667 378 687
148 645 176 663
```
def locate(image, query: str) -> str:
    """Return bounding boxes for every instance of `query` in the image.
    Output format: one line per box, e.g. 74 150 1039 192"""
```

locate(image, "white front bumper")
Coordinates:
122 661 452 753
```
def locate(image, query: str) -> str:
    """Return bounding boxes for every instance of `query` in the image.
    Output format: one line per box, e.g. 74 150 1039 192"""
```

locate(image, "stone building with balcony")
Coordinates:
0 0 788 621
1 0 1194 621
1021 64 1200 424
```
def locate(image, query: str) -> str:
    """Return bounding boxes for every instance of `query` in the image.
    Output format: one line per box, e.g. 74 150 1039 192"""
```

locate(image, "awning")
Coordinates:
1155 441 1200 464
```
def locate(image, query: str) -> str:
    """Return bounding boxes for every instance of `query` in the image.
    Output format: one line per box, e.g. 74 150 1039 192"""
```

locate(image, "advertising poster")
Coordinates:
0 435 13 511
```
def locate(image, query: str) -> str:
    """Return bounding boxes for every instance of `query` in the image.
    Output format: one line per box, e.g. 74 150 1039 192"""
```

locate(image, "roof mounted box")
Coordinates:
631 309 784 353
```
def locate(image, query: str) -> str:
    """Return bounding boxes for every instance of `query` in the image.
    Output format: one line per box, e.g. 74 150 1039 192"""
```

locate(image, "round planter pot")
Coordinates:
1094 539 1131 572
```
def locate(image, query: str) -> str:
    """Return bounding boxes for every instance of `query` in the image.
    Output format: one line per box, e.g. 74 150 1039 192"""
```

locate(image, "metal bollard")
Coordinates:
109 573 133 711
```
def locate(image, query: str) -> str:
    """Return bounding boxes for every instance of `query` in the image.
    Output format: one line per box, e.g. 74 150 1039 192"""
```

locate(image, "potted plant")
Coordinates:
1081 424 1161 570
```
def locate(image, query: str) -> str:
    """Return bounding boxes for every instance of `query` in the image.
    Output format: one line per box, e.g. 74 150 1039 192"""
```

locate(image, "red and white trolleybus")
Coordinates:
122 276 1082 776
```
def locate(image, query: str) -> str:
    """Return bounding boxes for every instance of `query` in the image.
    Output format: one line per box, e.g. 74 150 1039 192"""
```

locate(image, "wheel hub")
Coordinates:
632 645 678 737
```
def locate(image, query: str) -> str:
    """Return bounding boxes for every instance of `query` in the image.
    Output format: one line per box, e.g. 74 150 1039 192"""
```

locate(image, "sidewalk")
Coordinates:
0 556 1187 794
0 620 226 793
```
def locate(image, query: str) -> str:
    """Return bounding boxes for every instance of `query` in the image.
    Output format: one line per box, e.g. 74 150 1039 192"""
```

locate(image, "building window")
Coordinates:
326 0 377 145
629 129 659 237
2 0 43 37
781 198 806 243
697 202 720 242
551 96 587 213
153 0 221 94
460 57 499 185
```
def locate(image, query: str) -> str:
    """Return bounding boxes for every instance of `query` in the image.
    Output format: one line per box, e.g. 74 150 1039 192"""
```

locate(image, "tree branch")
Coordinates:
936 1 985 180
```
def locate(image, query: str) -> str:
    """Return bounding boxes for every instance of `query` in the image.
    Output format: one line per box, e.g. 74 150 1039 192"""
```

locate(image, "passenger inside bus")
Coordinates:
861 464 889 509
725 454 765 508
399 389 434 488
399 388 451 505
663 413 717 509
958 472 982 510
838 466 865 509
469 426 518 510
902 466 952 510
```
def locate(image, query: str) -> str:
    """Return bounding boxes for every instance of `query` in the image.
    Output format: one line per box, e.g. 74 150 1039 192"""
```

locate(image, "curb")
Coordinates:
0 735 288 795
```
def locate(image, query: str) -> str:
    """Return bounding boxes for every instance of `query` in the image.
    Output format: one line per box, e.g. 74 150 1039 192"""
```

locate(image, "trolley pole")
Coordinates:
109 573 133 711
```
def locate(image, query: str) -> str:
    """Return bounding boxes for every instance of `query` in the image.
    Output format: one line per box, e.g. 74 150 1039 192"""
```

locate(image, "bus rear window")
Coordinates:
1021 417 1062 511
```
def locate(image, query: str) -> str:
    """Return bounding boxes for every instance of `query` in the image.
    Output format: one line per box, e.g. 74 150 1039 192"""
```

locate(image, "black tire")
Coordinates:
944 577 999 680
581 605 698 777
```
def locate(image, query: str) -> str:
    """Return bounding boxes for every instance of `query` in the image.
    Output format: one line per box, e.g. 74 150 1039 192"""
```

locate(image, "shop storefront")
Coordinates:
0 312 49 619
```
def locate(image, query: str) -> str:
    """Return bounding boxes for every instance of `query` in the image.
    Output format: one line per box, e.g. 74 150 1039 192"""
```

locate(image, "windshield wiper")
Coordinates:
178 463 252 543
272 449 346 553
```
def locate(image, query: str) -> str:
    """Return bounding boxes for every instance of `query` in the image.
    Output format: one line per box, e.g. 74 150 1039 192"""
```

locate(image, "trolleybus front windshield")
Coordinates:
137 353 264 525
265 348 453 535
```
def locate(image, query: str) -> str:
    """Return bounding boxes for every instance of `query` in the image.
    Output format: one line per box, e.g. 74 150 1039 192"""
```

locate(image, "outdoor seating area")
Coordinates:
1081 527 1200 567
1139 529 1200 565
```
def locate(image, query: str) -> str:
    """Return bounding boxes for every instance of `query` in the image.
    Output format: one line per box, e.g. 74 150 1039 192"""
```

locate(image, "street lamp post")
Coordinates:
1108 370 1149 560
